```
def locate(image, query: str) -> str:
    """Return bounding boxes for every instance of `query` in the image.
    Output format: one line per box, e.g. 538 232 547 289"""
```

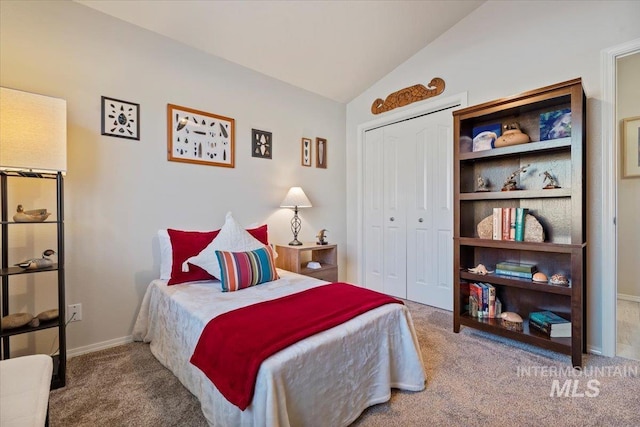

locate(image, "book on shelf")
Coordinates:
529 311 571 337
486 283 496 318
468 282 498 319
495 269 534 279
469 283 484 318
501 208 511 241
492 208 502 240
495 261 537 273
514 207 528 241
509 207 516 240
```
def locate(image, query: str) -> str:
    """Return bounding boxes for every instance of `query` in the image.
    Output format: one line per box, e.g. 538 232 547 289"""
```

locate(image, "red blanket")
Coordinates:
190 282 403 410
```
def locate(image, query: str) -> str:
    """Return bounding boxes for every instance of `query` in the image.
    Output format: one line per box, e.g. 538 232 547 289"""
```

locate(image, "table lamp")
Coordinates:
280 186 312 246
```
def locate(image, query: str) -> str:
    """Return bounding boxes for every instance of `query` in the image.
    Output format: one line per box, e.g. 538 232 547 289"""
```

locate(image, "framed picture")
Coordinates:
167 104 234 168
316 138 327 168
472 123 501 152
101 96 140 140
539 108 571 141
301 138 312 166
252 129 272 159
622 116 640 178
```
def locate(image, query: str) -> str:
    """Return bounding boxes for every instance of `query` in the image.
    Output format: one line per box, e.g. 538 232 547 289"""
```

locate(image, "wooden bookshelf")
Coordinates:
452 79 586 367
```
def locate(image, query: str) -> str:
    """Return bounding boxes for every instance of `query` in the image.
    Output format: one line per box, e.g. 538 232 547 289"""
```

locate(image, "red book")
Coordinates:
502 208 511 241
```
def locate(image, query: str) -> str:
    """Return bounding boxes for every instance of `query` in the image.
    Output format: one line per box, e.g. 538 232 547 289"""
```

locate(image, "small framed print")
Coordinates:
301 138 312 166
167 103 235 168
622 116 640 178
252 129 272 159
316 137 327 168
101 96 140 140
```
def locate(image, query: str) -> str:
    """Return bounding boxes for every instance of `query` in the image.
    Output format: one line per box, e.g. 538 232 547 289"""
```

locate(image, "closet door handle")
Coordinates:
389 217 395 222
418 218 424 223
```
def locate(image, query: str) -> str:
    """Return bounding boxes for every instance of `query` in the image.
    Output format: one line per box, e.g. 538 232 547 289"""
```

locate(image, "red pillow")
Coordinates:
166 225 269 285
167 229 219 285
247 224 269 246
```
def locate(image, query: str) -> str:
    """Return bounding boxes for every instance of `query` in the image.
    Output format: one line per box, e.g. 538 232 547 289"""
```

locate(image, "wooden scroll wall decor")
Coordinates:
371 77 445 115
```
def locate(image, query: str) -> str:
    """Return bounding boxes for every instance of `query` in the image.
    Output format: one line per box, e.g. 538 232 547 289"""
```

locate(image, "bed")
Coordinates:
132 269 426 426
134 270 425 426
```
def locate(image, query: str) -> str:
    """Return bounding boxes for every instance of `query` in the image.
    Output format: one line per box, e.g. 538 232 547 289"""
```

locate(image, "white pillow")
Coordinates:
158 229 172 280
186 212 265 279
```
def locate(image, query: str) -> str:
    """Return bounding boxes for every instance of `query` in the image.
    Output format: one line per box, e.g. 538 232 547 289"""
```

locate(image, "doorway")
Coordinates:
601 38 640 359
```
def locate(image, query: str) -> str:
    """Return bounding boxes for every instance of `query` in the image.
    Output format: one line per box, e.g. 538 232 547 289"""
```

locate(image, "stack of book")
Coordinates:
529 310 571 337
495 261 537 279
468 282 502 319
492 207 529 241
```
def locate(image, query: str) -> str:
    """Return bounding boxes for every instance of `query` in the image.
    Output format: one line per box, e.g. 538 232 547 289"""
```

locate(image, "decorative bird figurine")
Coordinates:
15 249 56 270
316 229 328 245
13 205 51 222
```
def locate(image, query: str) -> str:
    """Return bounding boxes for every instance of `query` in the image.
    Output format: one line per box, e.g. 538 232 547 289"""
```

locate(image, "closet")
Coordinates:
362 109 454 309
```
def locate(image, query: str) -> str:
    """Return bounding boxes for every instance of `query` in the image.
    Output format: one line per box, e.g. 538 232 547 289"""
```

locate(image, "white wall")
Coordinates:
1 1 346 354
617 53 640 298
346 0 640 353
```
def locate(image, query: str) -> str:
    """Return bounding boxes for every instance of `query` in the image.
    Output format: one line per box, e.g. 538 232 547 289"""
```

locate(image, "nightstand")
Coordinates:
275 243 338 282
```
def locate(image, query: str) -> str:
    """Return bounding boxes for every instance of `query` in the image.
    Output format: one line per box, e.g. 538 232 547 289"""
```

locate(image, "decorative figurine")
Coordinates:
540 170 560 189
15 249 56 270
494 122 531 147
475 175 490 192
549 273 570 286
467 263 493 275
500 311 524 332
316 229 328 245
13 205 51 222
532 272 548 283
501 164 530 191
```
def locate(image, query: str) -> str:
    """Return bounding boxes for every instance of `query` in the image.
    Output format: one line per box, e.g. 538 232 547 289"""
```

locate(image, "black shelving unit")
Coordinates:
1 170 66 389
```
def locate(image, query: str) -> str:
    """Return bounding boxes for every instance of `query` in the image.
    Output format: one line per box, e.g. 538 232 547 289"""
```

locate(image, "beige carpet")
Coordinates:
50 302 640 426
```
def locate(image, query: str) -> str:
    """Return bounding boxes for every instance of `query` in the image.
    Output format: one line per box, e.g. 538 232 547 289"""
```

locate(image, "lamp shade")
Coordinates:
0 87 67 173
280 186 312 208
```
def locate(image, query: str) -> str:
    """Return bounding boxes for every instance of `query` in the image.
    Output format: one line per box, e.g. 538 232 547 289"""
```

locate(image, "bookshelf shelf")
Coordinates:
453 79 586 367
459 271 573 296
459 313 572 354
459 188 571 200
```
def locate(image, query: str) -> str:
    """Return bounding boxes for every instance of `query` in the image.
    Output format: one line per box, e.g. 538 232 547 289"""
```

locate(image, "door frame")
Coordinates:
356 92 467 285
601 38 640 357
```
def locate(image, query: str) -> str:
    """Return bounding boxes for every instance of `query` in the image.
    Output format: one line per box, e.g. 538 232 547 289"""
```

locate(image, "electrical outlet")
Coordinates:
68 303 82 322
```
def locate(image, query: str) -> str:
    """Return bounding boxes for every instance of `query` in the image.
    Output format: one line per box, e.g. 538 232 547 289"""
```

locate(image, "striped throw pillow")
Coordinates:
215 246 279 292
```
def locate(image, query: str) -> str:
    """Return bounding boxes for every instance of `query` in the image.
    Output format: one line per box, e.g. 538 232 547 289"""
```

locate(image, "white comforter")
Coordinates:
132 270 426 427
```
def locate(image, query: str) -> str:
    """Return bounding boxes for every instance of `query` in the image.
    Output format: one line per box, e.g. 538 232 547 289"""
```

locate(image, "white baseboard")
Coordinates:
587 345 602 356
67 335 133 359
618 293 640 303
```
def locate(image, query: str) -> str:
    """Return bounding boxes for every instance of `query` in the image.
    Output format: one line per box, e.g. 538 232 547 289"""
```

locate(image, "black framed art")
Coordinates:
252 129 272 159
101 96 140 140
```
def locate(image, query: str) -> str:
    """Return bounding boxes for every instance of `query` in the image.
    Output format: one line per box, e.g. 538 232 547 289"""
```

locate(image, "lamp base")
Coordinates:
288 238 303 246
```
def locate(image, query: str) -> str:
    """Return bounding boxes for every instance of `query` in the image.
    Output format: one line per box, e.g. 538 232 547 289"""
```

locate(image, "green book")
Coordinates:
529 311 570 329
495 261 537 273
514 208 528 241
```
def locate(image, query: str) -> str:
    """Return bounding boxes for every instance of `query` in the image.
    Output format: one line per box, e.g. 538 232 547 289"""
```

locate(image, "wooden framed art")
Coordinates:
167 104 235 168
316 137 327 168
301 138 312 166
101 96 140 140
622 116 640 178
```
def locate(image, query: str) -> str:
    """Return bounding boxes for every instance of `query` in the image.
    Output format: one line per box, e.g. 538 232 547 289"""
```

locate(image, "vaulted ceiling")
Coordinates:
76 1 484 103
